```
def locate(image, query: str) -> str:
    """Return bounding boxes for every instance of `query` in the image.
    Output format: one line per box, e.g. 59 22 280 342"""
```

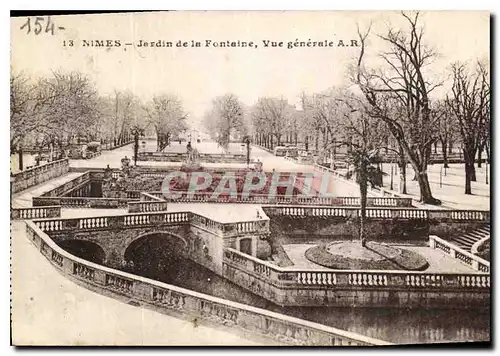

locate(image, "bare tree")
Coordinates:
336 94 387 246
204 94 245 150
446 61 490 194
251 97 294 150
353 12 442 204
433 99 457 169
144 94 187 152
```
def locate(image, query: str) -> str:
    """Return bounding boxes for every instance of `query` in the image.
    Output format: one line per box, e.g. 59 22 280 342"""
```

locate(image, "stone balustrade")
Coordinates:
33 211 190 233
223 248 490 292
139 192 165 202
11 159 70 194
430 235 490 273
33 196 133 209
159 191 413 207
11 206 61 220
40 171 91 197
25 220 389 346
264 206 490 222
32 211 269 238
128 201 169 213
137 151 248 163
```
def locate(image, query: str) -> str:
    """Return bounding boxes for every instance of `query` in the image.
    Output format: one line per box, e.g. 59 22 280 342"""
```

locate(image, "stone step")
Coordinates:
454 235 478 244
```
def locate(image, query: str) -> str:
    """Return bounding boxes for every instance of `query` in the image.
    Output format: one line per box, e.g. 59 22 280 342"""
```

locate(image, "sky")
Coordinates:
11 11 490 126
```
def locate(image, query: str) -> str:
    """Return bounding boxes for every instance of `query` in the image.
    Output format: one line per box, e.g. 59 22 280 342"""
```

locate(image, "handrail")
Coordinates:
224 247 490 276
11 159 70 194
430 235 490 273
11 206 62 220
24 220 390 346
11 158 68 177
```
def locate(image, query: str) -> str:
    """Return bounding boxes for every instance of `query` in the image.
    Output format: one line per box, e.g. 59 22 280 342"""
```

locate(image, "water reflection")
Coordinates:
124 253 490 344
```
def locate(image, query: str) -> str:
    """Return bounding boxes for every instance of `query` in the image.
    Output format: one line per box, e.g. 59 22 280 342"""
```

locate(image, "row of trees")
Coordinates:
204 12 489 204
10 70 189 170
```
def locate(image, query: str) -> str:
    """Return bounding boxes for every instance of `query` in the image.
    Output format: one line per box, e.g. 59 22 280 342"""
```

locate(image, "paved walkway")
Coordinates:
10 220 267 346
69 140 311 173
282 243 478 273
378 163 490 210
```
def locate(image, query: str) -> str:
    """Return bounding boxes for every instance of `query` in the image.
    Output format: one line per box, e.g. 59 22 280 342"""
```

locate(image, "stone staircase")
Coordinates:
450 226 490 252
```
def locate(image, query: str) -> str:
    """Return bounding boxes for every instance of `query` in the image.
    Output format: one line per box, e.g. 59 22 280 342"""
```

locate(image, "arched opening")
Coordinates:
239 237 253 255
123 233 188 282
57 240 106 265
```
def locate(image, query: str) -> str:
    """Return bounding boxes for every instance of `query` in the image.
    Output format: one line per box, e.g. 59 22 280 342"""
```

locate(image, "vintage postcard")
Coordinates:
10 10 490 346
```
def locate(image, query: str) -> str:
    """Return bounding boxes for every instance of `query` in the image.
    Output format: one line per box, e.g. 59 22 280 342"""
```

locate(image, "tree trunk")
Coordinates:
477 145 483 168
485 141 490 164
315 129 319 152
463 148 476 194
448 141 453 154
305 136 309 151
133 134 139 165
18 144 23 171
464 160 473 195
441 139 449 168
399 162 407 194
359 158 367 247
294 132 298 146
415 170 440 204
433 141 437 154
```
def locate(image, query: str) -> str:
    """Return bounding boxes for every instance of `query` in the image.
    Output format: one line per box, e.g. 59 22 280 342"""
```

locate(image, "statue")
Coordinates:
121 156 131 176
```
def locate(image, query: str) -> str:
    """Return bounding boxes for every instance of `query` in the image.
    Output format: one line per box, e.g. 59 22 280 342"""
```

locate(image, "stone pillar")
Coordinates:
251 236 258 258
429 236 436 249
472 259 479 271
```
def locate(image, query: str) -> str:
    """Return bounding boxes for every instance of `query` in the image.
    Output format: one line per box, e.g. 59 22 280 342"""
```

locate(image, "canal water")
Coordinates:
127 249 490 345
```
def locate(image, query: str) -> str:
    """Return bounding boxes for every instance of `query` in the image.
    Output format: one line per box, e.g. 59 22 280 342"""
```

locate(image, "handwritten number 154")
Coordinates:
20 17 63 35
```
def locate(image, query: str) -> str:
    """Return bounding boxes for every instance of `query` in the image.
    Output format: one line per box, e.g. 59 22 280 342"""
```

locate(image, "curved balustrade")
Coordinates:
429 235 490 273
11 206 61 220
24 221 389 346
223 248 490 292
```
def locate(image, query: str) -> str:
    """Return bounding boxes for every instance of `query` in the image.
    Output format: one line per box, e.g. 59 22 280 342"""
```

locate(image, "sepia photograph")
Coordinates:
9 10 490 346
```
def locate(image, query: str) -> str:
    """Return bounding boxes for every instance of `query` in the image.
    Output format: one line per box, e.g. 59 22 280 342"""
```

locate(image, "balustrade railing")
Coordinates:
159 191 413 207
11 206 61 220
128 201 169 213
25 221 389 346
33 196 134 208
33 211 191 233
40 171 91 197
223 248 490 291
264 206 489 222
429 235 490 273
140 192 165 201
11 159 70 194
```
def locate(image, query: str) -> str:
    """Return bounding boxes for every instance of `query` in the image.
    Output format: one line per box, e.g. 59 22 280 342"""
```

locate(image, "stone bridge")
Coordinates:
33 211 271 273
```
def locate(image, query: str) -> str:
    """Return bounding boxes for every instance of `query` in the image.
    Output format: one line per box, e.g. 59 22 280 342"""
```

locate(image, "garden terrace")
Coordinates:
24 220 390 346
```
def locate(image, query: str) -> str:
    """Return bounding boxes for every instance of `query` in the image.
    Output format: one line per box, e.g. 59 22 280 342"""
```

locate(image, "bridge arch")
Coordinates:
56 239 106 265
123 231 189 277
